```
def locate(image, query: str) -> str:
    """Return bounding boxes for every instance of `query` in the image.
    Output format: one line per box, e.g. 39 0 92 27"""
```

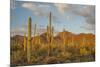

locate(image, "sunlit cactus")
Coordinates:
62 28 66 52
51 26 54 44
47 12 53 56
62 28 66 45
46 25 49 42
47 12 52 43
23 33 27 51
71 35 74 46
82 36 85 46
46 25 50 56
34 24 36 37
34 24 37 44
37 32 41 45
27 16 32 63
49 12 52 43
34 24 40 45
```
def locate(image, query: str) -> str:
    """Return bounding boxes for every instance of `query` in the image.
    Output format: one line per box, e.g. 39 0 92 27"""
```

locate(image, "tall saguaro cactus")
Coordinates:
47 12 53 56
27 17 32 63
49 12 52 43
47 12 52 43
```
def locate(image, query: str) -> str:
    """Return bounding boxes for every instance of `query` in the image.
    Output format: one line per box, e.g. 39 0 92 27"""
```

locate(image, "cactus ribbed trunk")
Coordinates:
24 33 27 51
34 24 36 37
47 12 52 56
62 29 66 52
51 26 54 44
49 12 52 43
34 24 36 44
37 32 40 45
27 17 32 63
47 12 52 43
63 29 65 45
46 25 49 42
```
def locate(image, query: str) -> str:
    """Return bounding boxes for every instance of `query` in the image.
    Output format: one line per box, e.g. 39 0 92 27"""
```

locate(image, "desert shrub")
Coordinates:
50 44 61 56
57 51 72 63
11 44 22 51
80 48 89 56
33 45 48 57
11 50 27 65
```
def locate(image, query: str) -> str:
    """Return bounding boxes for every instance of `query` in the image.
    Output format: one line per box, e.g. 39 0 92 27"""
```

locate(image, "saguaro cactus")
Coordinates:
34 24 40 45
46 25 49 42
34 24 36 37
24 33 27 51
62 28 66 52
49 12 52 43
37 32 41 45
47 12 52 43
51 26 54 44
82 36 85 46
27 17 32 63
47 12 53 56
34 24 37 44
62 28 66 45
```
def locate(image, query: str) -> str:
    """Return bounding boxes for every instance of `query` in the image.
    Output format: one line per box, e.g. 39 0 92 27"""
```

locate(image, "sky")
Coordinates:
10 0 95 36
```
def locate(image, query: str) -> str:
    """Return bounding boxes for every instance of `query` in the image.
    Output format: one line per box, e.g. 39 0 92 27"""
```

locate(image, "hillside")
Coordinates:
11 31 95 47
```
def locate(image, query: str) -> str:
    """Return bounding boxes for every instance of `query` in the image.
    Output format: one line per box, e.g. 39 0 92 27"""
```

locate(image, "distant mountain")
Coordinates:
54 31 95 46
11 35 24 45
11 31 95 47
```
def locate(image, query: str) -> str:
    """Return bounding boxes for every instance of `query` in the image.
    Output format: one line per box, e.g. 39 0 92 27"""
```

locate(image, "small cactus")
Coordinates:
51 26 54 44
46 25 49 42
62 28 66 52
24 33 27 51
34 24 37 44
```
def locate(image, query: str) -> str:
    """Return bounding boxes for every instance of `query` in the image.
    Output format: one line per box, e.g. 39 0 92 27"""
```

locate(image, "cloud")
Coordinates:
22 2 33 10
54 3 95 31
74 6 95 30
21 2 95 31
54 3 68 14
21 2 51 16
